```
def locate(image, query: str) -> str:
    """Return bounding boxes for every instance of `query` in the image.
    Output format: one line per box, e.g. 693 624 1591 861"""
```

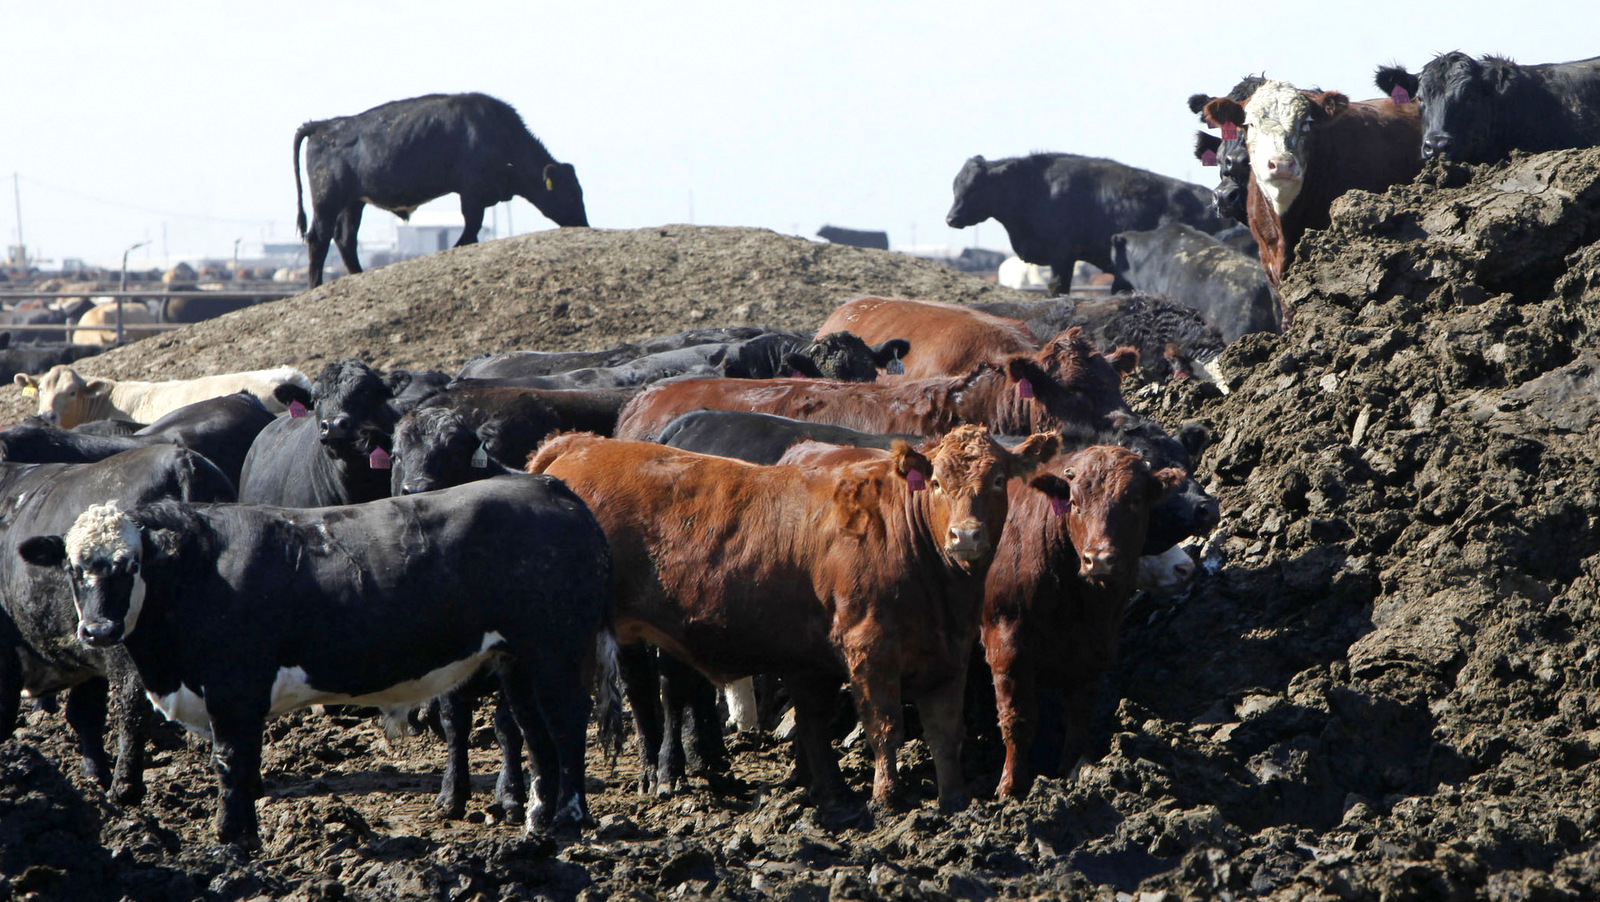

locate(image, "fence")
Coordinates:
0 290 298 344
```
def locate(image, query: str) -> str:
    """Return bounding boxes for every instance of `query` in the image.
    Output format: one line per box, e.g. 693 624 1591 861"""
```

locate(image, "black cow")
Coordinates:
0 391 278 488
457 327 777 381
0 340 103 384
946 153 1227 294
969 292 1226 383
1188 75 1269 223
1377 53 1600 162
0 446 236 804
1110 223 1279 341
19 474 616 848
294 92 589 287
816 225 890 250
159 295 259 324
238 359 400 506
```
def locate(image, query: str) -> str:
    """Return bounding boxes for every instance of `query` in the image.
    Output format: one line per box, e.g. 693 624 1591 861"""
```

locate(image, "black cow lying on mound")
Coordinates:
1110 222 1279 342
19 475 616 848
294 92 589 287
0 446 236 805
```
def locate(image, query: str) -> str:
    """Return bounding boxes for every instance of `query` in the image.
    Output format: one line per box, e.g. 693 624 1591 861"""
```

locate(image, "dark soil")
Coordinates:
5 145 1600 902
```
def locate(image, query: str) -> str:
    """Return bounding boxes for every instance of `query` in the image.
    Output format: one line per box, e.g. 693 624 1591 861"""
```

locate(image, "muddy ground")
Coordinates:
4 147 1600 901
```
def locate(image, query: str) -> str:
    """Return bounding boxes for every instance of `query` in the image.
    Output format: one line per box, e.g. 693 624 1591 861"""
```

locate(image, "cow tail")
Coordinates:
592 617 624 764
293 122 316 236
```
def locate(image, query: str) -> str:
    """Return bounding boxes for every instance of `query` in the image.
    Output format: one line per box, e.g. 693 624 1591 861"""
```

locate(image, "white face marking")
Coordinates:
1243 80 1313 215
148 684 213 738
266 631 508 718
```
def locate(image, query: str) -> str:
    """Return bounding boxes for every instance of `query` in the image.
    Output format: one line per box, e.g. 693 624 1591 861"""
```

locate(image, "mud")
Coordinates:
5 148 1600 900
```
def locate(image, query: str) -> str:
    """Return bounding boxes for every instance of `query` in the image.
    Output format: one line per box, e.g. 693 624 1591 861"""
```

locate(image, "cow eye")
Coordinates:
127 561 139 575
992 476 1006 490
930 476 942 490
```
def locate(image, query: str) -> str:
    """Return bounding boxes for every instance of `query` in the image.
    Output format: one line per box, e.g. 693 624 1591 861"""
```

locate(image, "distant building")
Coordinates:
397 224 490 259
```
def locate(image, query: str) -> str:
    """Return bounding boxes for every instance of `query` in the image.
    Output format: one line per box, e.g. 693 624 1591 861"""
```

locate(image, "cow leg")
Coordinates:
305 213 336 289
208 706 267 850
1057 679 1101 778
524 644 596 832
1048 259 1075 296
108 661 150 805
985 622 1038 799
843 648 906 809
653 653 688 796
917 676 971 813
64 679 112 789
0 643 24 743
333 205 365 275
496 661 557 829
491 693 527 824
456 199 486 246
618 644 664 794
434 689 472 818
786 674 849 804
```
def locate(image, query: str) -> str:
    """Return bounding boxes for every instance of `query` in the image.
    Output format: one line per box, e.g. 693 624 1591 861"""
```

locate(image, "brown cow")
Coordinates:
527 426 1062 811
615 326 1136 441
815 297 1038 378
1203 81 1421 319
981 444 1185 798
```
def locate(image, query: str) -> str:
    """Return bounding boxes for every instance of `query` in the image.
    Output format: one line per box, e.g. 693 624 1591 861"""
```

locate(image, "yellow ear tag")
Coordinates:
545 177 555 191
21 386 36 397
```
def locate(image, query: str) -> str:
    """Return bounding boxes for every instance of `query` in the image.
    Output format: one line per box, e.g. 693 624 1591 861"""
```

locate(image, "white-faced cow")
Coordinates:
1377 53 1600 163
19 474 616 849
293 92 589 288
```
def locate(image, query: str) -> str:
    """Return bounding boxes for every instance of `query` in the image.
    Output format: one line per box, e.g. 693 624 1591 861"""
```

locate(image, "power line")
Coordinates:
15 174 276 228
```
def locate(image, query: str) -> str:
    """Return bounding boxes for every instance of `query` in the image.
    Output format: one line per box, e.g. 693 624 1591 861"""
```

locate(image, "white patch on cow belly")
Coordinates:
266 631 507 718
148 684 214 739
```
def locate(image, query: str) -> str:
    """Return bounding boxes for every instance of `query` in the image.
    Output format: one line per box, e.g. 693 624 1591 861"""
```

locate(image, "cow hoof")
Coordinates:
937 791 972 815
433 794 467 820
111 780 146 807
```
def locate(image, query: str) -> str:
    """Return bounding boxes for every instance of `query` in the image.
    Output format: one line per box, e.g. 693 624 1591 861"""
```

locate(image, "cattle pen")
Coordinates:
0 289 296 343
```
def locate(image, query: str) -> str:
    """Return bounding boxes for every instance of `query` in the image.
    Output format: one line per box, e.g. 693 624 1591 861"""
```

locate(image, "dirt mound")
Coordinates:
6 153 1600 900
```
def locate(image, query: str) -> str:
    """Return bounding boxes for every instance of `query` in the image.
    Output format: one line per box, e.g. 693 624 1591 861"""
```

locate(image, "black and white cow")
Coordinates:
238 359 401 506
1377 53 1600 163
1188 75 1270 224
294 92 589 287
0 445 236 803
19 474 616 848
0 392 281 489
1110 222 1279 341
945 153 1227 294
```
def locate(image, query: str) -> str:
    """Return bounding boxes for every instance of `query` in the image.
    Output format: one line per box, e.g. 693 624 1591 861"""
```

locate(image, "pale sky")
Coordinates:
5 2 1596 268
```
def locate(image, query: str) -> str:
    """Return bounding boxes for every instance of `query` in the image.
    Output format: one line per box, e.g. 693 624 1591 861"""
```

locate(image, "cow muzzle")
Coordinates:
945 523 990 562
77 618 124 648
1080 546 1117 580
1265 155 1302 181
1422 133 1453 159
319 415 352 443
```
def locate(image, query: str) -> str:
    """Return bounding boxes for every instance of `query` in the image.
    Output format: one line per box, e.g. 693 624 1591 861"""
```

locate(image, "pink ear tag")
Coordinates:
369 447 391 470
1391 85 1410 106
1050 495 1071 517
288 400 308 418
1220 121 1239 141
1201 149 1218 167
1016 377 1034 400
905 469 926 492
791 369 805 378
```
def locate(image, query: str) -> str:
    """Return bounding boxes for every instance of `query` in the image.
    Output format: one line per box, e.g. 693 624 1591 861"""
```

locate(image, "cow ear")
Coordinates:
1029 472 1072 502
274 381 312 409
84 380 110 395
1176 421 1211 459
890 440 933 487
1203 98 1245 129
1187 93 1214 116
780 351 824 378
1007 432 1060 478
140 528 183 565
17 535 66 568
1107 346 1141 376
543 162 577 190
13 373 36 390
1374 65 1419 98
1194 131 1222 159
1316 92 1349 120
870 338 911 368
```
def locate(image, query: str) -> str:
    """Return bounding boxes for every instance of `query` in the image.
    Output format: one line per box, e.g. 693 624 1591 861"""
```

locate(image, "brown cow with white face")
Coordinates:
982 444 1185 797
528 425 1062 811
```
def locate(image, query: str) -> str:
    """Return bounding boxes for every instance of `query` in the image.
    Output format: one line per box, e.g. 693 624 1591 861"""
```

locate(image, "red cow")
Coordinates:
528 426 1061 811
982 444 1185 797
815 296 1039 378
1204 80 1421 320
615 326 1136 441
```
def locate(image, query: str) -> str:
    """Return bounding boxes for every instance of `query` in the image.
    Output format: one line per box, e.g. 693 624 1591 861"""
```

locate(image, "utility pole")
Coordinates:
11 172 23 267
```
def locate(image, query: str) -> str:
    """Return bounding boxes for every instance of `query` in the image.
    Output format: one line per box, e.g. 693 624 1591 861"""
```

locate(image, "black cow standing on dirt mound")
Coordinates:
1376 54 1600 163
945 153 1226 294
293 92 590 288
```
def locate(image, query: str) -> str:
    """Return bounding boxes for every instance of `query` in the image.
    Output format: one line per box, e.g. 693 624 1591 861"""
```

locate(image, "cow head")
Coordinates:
390 407 500 495
18 501 180 648
1232 81 1347 216
1193 131 1249 223
945 156 992 229
895 425 1058 573
13 365 108 428
1404 52 1515 162
1030 445 1186 584
1003 326 1135 428
310 359 400 461
536 162 589 228
782 332 910 381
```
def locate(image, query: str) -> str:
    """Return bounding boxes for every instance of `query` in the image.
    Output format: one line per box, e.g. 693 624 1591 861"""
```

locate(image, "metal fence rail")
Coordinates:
0 290 298 343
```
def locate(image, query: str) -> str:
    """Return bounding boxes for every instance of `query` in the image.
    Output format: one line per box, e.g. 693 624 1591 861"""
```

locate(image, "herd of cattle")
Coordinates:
1 48 1596 852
